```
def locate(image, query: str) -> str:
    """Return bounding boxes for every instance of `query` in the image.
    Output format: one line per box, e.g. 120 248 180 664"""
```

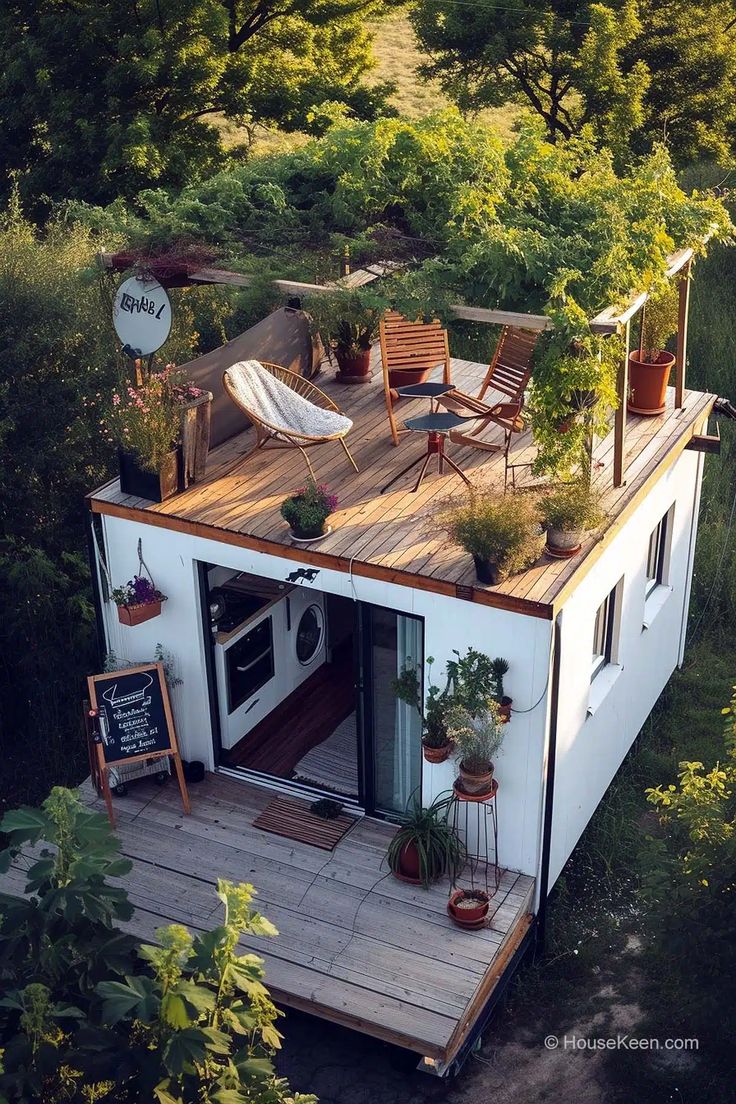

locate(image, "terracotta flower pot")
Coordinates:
335 347 372 383
388 367 432 387
457 760 494 796
627 350 676 416
472 555 499 585
117 599 164 626
545 527 583 559
391 840 423 884
497 697 513 723
422 739 452 764
448 889 490 928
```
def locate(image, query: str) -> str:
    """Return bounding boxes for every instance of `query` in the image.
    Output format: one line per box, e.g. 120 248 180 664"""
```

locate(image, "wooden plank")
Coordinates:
613 319 632 487
675 260 692 408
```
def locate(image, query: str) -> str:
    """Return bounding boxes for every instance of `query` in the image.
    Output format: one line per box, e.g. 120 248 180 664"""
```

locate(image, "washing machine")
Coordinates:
286 588 327 693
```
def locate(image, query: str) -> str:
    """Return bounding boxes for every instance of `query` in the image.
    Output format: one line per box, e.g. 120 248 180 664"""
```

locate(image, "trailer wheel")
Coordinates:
113 783 128 797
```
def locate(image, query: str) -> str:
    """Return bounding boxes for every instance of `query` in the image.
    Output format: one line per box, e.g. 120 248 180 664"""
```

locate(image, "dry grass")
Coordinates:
368 13 521 141
215 13 521 157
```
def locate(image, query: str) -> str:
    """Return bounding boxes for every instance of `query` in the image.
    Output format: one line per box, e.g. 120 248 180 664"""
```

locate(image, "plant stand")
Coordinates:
180 391 213 488
449 781 501 898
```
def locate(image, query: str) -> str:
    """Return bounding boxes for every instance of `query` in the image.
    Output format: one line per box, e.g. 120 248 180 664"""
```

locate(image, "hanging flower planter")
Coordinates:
111 544 167 628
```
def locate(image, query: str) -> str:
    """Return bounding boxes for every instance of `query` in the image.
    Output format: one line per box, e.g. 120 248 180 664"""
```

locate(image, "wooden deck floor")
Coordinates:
1 774 535 1066
89 351 715 618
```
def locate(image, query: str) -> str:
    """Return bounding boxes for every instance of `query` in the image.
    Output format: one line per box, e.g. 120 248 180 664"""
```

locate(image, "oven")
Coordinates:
226 615 274 713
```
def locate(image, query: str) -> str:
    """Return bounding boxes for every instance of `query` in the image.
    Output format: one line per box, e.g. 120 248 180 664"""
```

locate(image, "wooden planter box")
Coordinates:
119 448 180 503
117 599 164 626
180 392 213 488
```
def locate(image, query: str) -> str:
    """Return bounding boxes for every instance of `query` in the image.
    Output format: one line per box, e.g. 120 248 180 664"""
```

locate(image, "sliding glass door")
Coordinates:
360 604 423 817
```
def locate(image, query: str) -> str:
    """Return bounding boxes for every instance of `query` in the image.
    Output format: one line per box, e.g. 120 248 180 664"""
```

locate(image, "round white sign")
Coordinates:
112 276 172 356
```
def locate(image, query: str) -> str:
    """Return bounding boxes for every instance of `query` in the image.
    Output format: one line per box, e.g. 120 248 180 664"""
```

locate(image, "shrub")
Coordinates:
447 700 504 773
437 491 543 578
0 787 316 1104
385 793 466 888
640 282 680 360
542 480 604 533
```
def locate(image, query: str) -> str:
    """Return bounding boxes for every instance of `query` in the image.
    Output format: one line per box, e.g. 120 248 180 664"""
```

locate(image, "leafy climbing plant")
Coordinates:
0 787 316 1104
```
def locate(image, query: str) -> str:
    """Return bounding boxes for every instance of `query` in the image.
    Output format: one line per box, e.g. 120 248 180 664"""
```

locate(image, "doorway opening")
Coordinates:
198 562 424 816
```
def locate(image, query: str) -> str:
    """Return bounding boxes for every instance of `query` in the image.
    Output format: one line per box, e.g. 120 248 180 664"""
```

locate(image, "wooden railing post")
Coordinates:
675 260 692 409
613 320 631 488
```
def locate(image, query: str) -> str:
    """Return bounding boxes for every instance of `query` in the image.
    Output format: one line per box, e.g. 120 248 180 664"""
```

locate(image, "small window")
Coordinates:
645 508 672 597
592 586 617 680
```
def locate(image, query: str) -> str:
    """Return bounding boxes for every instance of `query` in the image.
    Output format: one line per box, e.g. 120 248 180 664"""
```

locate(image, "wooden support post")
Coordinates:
613 320 631 488
675 260 692 409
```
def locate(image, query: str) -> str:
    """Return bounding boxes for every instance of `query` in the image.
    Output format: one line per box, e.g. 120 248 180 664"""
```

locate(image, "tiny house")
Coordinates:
83 290 717 1072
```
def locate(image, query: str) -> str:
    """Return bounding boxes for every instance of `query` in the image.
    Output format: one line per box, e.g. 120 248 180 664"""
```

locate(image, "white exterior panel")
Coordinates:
97 514 551 878
547 447 704 888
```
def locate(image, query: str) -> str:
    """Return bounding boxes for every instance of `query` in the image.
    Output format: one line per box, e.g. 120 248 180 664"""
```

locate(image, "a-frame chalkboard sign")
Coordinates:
86 662 190 826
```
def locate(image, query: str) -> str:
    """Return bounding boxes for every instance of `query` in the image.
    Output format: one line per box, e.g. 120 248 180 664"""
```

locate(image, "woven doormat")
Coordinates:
253 795 356 851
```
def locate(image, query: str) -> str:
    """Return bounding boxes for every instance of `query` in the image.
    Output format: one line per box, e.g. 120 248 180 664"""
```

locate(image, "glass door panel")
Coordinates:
362 605 423 816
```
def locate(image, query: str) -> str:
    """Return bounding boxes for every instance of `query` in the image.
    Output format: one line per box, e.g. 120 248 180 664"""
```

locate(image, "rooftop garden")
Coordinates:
78 111 732 475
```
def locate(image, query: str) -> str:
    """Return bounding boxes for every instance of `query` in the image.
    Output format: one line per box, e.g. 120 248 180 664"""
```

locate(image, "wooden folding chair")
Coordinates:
379 311 452 445
440 326 539 488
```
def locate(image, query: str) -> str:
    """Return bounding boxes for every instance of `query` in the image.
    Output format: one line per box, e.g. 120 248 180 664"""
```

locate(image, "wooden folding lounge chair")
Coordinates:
223 360 358 480
439 326 539 488
379 311 451 445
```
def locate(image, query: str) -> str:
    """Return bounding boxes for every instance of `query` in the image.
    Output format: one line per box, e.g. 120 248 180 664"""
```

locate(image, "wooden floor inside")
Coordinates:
89 349 715 618
1 773 535 1066
224 649 355 776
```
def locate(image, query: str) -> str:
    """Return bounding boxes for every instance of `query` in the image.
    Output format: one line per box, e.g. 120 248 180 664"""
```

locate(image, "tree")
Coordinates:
0 0 398 212
411 0 648 161
0 787 315 1104
411 0 736 165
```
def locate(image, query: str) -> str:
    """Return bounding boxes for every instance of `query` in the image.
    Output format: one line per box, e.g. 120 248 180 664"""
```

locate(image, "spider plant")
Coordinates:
386 792 465 889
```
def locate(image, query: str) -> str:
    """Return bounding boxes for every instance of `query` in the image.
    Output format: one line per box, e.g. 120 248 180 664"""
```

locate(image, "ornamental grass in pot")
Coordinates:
280 479 337 541
628 284 679 416
447 699 504 798
437 491 543 585
386 793 465 888
542 480 603 559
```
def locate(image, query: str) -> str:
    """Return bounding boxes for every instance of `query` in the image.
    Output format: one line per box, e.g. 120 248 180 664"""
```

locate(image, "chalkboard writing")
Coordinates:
86 662 191 826
92 665 172 764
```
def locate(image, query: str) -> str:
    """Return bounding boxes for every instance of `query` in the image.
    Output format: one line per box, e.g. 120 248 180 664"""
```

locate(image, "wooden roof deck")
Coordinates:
88 351 716 619
0 774 535 1066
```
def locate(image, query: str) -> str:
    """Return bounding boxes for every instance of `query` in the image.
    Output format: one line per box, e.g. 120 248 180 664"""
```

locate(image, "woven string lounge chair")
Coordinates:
223 360 358 480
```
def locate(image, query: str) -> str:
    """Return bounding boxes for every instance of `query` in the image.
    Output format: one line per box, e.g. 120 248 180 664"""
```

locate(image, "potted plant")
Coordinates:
447 699 504 797
628 283 679 415
111 575 167 626
394 657 453 763
542 480 603 559
281 479 338 541
448 888 491 928
106 370 184 503
386 793 466 888
437 491 543 584
306 288 382 383
490 657 512 722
